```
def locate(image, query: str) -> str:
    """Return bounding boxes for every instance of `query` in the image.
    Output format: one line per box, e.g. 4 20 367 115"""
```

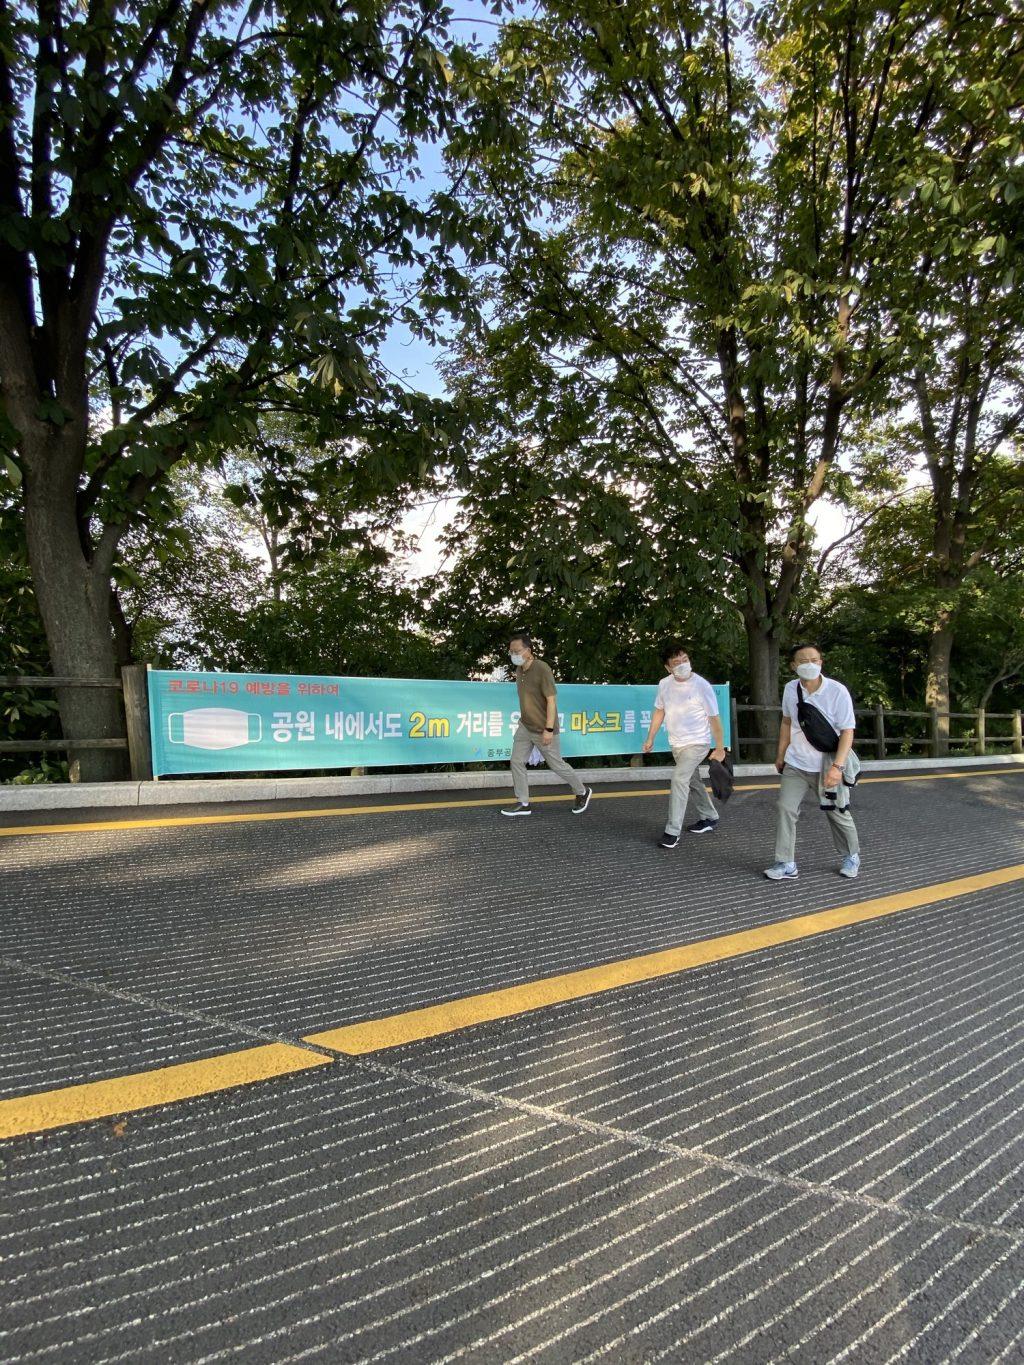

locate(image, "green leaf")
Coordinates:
36 398 69 426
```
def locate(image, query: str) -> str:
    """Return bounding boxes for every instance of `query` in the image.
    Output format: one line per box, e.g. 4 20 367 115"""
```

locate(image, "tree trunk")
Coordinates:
925 611 954 758
22 450 128 782
744 612 781 761
110 588 135 670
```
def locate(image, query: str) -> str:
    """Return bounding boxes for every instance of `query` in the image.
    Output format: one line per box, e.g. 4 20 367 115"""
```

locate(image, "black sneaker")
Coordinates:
571 786 593 815
687 819 718 835
501 803 532 817
659 832 680 849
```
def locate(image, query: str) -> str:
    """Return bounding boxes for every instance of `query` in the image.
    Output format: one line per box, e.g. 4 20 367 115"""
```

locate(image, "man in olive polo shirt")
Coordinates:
501 631 592 817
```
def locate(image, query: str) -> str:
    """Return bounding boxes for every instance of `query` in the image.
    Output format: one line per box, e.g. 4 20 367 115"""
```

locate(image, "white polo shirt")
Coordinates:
782 676 856 772
656 672 719 749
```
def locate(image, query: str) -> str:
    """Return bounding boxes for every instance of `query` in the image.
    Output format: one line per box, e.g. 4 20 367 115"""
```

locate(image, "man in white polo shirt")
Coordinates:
642 641 726 849
765 642 860 881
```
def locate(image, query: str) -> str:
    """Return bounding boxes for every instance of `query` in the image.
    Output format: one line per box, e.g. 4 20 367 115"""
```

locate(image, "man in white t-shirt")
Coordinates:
764 643 861 881
642 641 726 849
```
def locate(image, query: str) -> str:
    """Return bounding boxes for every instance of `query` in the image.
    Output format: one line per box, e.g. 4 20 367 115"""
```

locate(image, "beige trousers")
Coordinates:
774 763 859 864
510 724 586 804
665 744 718 836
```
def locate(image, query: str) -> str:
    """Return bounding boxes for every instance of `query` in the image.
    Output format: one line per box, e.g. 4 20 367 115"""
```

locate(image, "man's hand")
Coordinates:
710 746 726 763
826 763 843 787
641 738 654 753
775 758 786 774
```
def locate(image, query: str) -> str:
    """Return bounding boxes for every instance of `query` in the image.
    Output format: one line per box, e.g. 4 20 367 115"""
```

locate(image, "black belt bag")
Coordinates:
796 683 841 754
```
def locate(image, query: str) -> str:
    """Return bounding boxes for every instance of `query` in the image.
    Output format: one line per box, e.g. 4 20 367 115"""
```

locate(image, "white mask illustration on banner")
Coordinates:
168 709 263 750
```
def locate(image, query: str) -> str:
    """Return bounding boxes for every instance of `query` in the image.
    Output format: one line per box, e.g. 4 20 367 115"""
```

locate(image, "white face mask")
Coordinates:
795 662 822 681
511 652 526 666
672 662 692 680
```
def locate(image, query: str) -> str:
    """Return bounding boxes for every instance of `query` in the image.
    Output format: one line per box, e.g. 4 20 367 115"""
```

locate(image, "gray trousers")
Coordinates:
665 744 718 836
510 724 586 804
775 763 860 864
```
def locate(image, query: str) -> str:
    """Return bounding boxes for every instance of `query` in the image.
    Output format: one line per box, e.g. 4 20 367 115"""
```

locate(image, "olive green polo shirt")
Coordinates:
515 659 558 734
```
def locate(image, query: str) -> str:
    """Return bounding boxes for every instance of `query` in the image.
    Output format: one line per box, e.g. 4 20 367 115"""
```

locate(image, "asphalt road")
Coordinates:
1 764 1023 1363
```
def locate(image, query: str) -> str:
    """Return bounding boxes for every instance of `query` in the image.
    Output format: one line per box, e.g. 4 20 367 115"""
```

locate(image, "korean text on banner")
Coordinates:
147 670 731 777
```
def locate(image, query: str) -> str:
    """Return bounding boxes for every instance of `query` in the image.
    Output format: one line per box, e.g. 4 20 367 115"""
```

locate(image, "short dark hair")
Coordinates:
789 642 822 661
660 639 689 665
509 630 532 649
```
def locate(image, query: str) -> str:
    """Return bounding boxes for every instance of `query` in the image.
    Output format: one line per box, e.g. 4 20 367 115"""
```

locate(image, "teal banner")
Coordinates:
147 670 731 777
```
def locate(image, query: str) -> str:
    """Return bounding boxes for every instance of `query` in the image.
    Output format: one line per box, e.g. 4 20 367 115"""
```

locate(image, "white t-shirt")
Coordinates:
782 676 856 772
656 672 719 749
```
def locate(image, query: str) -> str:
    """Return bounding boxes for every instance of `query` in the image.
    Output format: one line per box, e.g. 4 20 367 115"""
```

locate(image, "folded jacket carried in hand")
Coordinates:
708 752 734 802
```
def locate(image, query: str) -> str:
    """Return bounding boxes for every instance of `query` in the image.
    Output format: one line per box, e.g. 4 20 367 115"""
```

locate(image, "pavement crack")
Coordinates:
339 1050 1024 1250
0 953 338 1062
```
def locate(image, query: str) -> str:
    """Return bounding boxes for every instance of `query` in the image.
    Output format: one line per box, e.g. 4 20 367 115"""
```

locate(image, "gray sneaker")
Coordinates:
501 803 532 817
764 861 798 880
839 854 861 879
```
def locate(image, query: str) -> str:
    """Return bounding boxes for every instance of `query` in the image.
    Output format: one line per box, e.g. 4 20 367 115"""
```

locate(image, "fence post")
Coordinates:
1013 710 1022 756
873 704 885 760
930 708 941 757
121 664 153 782
976 707 986 757
730 696 740 762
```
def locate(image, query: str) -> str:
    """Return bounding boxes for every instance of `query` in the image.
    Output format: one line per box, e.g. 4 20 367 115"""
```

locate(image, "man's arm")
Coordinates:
709 714 725 761
545 693 557 731
642 707 665 752
828 688 857 782
541 669 557 734
776 717 792 773
827 728 855 785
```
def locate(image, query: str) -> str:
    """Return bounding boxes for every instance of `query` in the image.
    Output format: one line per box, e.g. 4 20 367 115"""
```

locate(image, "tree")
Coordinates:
113 457 464 679
112 465 268 668
956 571 1024 718
0 488 62 781
856 3 1024 751
0 0 489 777
429 337 747 685
805 476 1024 742
445 0 1022 751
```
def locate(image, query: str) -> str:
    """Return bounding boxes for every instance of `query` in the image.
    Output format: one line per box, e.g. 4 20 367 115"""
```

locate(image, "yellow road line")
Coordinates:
3 861 1023 1139
306 862 1024 1055
0 1042 331 1141
0 767 1020 838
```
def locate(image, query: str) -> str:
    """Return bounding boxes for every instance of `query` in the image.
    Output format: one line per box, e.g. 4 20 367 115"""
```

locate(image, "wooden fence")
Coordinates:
0 667 152 780
1 674 1021 781
728 701 1023 762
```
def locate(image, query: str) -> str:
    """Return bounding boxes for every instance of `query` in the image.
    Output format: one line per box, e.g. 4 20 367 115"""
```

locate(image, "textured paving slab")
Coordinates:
399 883 1024 1233
0 961 250 1102
3 769 1024 1361
3 1061 1024 1363
0 771 1021 1043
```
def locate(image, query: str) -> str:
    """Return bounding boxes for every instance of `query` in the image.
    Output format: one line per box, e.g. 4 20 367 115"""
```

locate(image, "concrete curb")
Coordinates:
1 753 1021 812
